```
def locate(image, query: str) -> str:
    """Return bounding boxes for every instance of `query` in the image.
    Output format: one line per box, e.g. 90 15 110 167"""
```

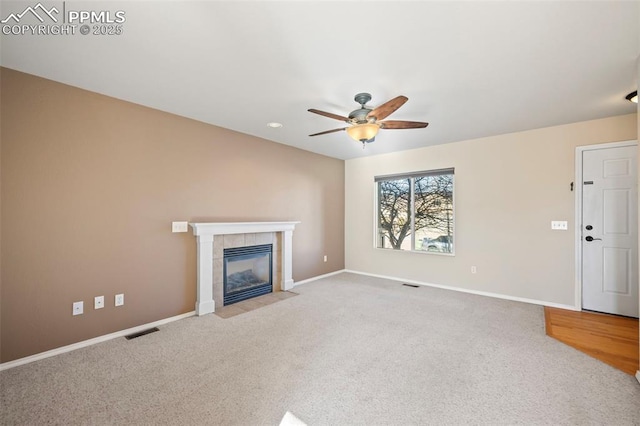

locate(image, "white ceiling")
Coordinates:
1 1 638 160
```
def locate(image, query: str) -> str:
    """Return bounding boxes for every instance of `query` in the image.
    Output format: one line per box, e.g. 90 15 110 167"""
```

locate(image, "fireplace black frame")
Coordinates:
223 244 273 305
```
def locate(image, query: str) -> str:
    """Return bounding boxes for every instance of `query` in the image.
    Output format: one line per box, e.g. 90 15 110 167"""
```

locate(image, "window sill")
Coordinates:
375 247 455 257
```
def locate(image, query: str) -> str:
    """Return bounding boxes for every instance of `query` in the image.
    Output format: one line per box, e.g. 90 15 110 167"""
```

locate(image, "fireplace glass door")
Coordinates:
223 244 272 305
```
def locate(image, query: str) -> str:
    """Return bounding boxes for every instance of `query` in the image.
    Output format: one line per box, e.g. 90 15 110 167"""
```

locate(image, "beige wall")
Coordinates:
345 114 637 306
637 45 640 376
0 68 345 363
637 105 640 375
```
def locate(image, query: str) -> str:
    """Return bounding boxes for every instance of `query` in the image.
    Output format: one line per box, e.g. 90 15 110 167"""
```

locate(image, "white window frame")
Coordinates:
373 168 455 256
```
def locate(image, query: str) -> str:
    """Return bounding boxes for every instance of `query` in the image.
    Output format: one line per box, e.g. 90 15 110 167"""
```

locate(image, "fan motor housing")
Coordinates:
349 92 373 123
348 108 371 123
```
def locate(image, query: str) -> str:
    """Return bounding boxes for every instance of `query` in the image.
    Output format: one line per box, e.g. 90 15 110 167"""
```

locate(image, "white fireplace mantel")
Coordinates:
189 221 300 316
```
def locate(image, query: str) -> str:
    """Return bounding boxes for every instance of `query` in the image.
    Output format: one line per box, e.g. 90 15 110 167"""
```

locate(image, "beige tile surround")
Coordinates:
213 232 282 306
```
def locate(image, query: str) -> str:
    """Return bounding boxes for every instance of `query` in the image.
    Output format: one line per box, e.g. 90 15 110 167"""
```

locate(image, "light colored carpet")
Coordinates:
1 273 639 425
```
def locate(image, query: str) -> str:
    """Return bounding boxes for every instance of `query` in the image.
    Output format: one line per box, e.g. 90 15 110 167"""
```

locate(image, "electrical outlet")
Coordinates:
73 301 84 316
172 221 189 233
323 255 327 262
115 293 124 307
94 295 104 309
551 221 568 230
471 266 477 274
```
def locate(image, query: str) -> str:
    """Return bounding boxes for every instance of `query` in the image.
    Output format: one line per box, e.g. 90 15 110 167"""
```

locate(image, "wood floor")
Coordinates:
544 307 639 375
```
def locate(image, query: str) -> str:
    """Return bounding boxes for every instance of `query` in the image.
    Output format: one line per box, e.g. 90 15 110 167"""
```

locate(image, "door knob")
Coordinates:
585 236 602 242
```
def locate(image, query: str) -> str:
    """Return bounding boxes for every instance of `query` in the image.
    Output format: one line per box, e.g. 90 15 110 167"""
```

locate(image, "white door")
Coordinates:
582 144 638 318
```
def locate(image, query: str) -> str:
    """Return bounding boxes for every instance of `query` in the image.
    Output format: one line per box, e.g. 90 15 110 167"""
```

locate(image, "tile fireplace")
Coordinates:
189 222 299 315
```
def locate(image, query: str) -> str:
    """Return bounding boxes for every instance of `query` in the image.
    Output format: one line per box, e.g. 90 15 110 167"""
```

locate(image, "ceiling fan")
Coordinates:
308 93 429 147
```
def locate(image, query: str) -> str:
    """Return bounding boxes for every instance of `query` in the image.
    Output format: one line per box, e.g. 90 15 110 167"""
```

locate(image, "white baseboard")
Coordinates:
0 270 585 372
343 269 579 311
0 311 196 372
294 269 346 287
636 370 640 385
0 269 347 371
1 269 347 371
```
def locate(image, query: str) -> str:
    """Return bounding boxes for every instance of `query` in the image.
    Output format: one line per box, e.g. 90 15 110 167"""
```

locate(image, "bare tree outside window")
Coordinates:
377 170 454 253
378 178 411 250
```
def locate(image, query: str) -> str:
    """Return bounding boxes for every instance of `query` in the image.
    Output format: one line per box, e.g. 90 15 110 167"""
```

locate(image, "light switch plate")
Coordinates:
172 221 189 233
551 221 568 230
73 301 84 316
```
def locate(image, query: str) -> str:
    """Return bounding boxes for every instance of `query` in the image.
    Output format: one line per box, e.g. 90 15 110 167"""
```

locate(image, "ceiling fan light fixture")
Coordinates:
626 91 638 103
308 93 427 144
346 123 379 142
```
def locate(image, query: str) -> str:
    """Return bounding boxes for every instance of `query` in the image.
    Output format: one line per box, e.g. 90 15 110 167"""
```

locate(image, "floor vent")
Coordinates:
402 283 420 288
125 327 159 340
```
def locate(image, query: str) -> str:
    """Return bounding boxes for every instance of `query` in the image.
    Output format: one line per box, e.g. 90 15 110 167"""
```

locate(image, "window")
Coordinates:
376 168 454 253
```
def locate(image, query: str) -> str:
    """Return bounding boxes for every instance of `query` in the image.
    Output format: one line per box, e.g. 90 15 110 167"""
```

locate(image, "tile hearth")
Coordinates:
214 291 298 319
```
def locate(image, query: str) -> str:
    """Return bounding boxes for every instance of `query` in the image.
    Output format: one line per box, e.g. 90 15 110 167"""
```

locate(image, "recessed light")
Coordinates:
625 91 637 103
267 122 283 128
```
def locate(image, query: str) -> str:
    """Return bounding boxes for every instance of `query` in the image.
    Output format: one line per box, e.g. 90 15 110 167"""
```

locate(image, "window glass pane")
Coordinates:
376 169 454 254
414 174 454 253
377 178 412 250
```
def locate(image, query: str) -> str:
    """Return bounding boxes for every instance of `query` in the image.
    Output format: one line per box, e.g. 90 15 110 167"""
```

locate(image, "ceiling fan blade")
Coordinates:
366 96 408 121
309 128 347 137
380 120 429 129
308 109 350 122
